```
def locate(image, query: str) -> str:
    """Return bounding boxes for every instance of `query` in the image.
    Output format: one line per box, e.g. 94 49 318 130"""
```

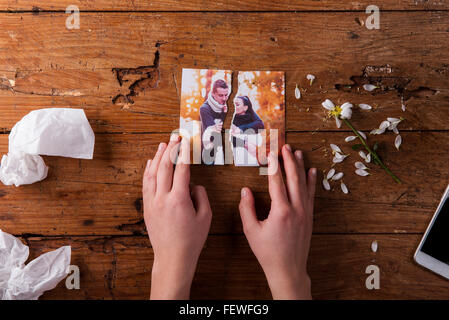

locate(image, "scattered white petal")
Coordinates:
332 156 344 163
345 136 357 142
379 120 390 130
370 128 381 135
387 117 400 123
371 241 378 253
341 181 349 194
355 161 368 170
355 169 370 176
402 103 406 112
330 144 342 153
322 178 331 190
365 153 371 163
357 131 367 140
363 84 377 92
359 151 367 160
327 168 336 180
332 172 344 181
295 84 301 99
306 74 315 85
359 103 372 110
395 134 402 150
322 99 335 110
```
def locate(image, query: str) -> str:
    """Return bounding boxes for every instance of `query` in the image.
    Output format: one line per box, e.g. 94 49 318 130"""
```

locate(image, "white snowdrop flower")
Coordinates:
357 130 367 140
331 172 344 181
358 103 372 110
355 168 370 176
341 181 349 194
306 74 315 85
393 126 399 134
345 136 357 142
322 178 331 190
330 143 342 154
321 99 352 128
340 102 353 119
326 168 336 180
295 84 301 99
366 153 371 163
371 241 378 253
395 134 402 150
388 118 402 132
355 161 368 170
363 84 378 92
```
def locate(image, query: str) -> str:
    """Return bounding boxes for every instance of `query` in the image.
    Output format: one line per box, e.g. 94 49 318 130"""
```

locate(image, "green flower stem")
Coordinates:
343 118 401 184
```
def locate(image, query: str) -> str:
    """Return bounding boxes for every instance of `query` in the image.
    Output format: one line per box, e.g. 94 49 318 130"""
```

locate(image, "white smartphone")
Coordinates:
414 184 449 279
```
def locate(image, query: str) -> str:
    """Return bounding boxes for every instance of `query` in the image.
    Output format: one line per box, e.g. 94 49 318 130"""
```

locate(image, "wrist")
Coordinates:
265 269 312 300
150 256 197 300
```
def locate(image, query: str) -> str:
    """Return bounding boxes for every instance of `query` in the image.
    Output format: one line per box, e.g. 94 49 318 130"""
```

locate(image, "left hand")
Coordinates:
143 134 212 299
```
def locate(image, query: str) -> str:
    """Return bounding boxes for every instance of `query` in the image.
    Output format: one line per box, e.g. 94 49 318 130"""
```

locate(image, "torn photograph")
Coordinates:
179 68 232 165
230 71 285 166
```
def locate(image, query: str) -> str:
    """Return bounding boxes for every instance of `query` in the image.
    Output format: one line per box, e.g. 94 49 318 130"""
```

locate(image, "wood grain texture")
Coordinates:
20 235 448 300
1 0 448 11
1 7 448 300
0 12 448 132
0 131 447 235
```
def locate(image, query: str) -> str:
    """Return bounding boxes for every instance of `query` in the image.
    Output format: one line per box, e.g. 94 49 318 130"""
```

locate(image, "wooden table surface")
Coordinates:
1 1 449 299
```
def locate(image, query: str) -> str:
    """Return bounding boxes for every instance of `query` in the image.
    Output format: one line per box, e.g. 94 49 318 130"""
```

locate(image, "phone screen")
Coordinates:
421 196 449 264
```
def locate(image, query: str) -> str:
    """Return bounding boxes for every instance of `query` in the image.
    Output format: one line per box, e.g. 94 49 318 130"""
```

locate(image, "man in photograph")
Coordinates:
199 79 229 164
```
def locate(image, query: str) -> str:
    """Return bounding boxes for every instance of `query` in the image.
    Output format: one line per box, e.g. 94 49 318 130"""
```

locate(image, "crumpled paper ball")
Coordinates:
0 229 71 300
0 108 95 186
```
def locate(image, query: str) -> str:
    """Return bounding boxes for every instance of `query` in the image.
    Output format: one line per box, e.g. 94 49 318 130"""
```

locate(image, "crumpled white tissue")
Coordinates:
0 229 71 300
0 108 95 186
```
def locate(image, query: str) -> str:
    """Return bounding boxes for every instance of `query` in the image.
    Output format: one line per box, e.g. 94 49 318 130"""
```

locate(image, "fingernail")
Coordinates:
295 150 302 160
170 133 180 141
311 168 317 176
285 144 291 152
158 143 165 151
146 159 151 169
241 188 247 198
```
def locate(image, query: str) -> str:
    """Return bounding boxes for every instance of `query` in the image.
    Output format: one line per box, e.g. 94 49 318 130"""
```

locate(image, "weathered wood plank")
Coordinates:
0 12 448 132
1 0 448 11
15 234 447 299
0 131 447 235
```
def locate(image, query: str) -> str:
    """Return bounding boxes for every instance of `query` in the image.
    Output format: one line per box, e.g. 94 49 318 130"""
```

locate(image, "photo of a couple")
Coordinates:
180 69 285 166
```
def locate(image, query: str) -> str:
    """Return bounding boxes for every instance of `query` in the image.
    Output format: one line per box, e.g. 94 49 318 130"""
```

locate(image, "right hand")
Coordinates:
238 144 317 299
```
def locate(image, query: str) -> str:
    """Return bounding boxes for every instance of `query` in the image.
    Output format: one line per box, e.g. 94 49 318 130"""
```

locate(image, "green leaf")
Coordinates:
351 144 363 151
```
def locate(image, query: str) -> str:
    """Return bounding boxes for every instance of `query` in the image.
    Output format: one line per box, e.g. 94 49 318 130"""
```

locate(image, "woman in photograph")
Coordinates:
230 96 265 165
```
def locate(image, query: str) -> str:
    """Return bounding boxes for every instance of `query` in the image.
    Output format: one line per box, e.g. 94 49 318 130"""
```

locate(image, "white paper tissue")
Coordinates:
0 229 71 300
0 108 95 186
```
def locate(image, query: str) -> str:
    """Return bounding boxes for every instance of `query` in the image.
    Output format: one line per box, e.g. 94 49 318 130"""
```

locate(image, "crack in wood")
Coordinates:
111 46 160 107
335 66 438 101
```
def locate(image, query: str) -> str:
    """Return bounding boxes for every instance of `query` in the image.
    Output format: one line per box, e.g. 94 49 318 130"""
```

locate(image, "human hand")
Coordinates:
143 135 212 299
230 124 242 135
239 144 317 299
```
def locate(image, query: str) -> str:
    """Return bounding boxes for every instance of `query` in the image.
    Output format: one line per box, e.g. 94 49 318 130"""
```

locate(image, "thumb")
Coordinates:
191 185 212 219
239 187 259 233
